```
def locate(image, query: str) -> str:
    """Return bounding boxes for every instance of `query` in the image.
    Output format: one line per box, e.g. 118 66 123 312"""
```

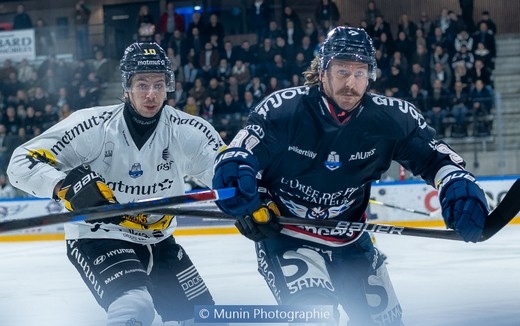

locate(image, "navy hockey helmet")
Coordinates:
318 26 377 81
120 42 175 92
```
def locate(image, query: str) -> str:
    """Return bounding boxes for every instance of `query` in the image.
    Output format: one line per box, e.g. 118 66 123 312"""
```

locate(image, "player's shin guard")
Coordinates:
106 286 155 326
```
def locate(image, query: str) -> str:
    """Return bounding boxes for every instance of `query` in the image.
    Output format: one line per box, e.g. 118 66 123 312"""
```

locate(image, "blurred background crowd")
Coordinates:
0 0 499 197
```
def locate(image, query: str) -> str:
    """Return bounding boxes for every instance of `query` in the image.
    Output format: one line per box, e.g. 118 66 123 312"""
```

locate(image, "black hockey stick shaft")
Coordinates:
151 178 520 242
0 188 236 233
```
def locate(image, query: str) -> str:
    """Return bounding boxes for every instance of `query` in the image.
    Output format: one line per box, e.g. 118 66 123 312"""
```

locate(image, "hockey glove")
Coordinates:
212 147 260 216
57 165 123 224
438 171 489 242
235 200 282 242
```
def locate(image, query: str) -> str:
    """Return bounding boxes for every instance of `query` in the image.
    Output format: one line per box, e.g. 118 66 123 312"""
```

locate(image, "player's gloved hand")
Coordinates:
212 147 260 216
57 165 124 224
235 200 282 241
438 171 489 242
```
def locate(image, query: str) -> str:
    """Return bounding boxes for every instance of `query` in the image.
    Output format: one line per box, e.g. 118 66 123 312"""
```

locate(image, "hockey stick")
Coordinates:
150 179 520 242
369 199 433 217
0 188 236 233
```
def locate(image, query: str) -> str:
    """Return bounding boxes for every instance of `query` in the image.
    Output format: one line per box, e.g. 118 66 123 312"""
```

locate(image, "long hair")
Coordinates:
303 57 320 86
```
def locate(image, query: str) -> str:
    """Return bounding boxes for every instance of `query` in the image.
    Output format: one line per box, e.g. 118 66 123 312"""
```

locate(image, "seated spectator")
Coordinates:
166 47 182 80
430 45 450 71
28 86 50 115
206 77 225 104
200 96 215 123
187 77 207 106
236 40 258 77
256 37 276 80
183 96 199 116
69 84 94 111
203 13 225 45
409 63 429 91
216 58 232 86
389 51 408 75
240 90 258 115
181 54 200 89
468 59 493 87
3 106 22 135
172 81 187 108
472 21 496 58
394 30 414 63
451 44 475 71
225 76 240 102
473 42 494 70
17 59 35 85
59 103 73 121
265 76 282 95
39 103 60 131
267 54 291 88
0 173 17 199
198 42 220 81
425 79 451 137
469 79 493 136
476 10 497 35
245 76 266 102
453 62 471 88
283 18 303 48
386 65 408 98
220 40 238 65
453 29 474 53
430 62 453 91
230 59 251 95
92 49 111 86
21 106 41 137
214 92 241 134
265 20 283 44
404 83 428 113
449 81 471 137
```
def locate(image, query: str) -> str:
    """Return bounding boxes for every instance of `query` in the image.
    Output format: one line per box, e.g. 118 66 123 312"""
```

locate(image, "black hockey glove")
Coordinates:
57 165 124 224
438 170 489 243
235 200 282 242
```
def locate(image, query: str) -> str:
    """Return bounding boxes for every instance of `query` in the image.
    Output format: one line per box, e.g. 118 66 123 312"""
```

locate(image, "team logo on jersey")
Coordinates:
348 149 376 161
26 149 58 168
280 196 354 220
129 163 143 178
324 151 342 171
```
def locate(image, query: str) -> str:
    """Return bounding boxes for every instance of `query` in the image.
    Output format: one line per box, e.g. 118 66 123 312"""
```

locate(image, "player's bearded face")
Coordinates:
127 73 167 118
321 60 369 112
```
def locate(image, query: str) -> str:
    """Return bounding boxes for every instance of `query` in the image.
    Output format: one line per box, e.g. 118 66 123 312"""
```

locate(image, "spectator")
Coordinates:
296 35 315 64
136 5 155 42
430 45 450 71
282 19 303 48
182 96 199 116
224 76 240 103
3 106 22 136
397 14 418 42
39 103 60 131
473 21 496 58
0 59 18 82
248 0 272 43
214 92 241 129
394 31 414 63
220 40 238 66
434 8 451 36
200 96 215 123
74 1 91 59
469 79 493 136
186 27 204 60
427 26 451 54
21 106 41 137
370 15 393 42
28 86 49 115
2 72 24 105
69 84 93 111
288 52 309 83
449 80 470 137
302 18 319 48
167 29 189 64
390 50 408 74
365 1 382 27
274 36 295 62
418 12 434 36
206 78 225 105
265 76 282 95
476 11 497 35
425 79 451 137
187 12 205 39
245 76 266 102
430 62 453 91
240 90 259 115
172 81 187 108
198 42 220 81
473 42 494 70
34 18 56 56
216 58 232 86
453 61 471 87
468 59 493 89
182 58 199 90
409 62 429 91
451 44 475 71
230 59 251 94
405 83 428 113
446 10 467 37
0 173 17 199
265 20 283 44
373 32 394 62
282 5 301 33
159 1 185 47
166 47 182 80
59 103 73 121
12 4 33 30
386 65 408 98
314 0 340 30
236 40 258 77
454 29 474 53
203 13 225 44
17 59 35 85
188 77 207 106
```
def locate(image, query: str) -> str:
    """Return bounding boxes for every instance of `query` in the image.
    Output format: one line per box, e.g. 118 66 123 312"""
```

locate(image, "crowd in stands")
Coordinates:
0 0 499 196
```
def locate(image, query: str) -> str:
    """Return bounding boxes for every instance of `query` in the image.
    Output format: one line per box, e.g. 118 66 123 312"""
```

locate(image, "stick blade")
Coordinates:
481 179 520 241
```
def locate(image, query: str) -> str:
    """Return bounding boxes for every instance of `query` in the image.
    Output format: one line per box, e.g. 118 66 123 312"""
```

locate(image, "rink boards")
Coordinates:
1 176 519 241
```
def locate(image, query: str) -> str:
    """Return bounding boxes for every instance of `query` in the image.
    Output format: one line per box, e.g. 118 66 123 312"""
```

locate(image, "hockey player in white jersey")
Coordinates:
7 42 225 326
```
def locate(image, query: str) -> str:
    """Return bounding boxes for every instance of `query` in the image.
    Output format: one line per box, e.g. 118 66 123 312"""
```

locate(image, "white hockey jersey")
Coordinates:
7 103 224 244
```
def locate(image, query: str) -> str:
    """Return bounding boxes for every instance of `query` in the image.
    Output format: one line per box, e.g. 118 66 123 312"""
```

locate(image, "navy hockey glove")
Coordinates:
212 148 260 216
57 165 123 224
235 200 282 241
438 171 489 242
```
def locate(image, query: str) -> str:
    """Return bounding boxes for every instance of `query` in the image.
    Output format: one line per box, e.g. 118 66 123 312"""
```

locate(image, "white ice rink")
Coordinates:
1 226 519 326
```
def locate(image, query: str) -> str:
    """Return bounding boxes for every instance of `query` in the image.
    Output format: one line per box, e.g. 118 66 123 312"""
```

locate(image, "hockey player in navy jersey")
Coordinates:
213 26 489 325
8 43 225 326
